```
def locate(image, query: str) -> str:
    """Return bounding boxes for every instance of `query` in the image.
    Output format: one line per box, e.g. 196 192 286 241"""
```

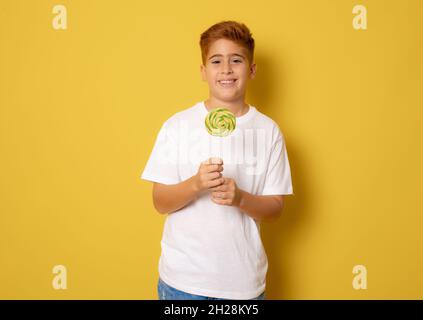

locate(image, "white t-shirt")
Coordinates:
141 101 294 299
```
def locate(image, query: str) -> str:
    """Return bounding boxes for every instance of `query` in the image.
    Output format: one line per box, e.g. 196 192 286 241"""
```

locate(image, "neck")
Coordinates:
204 97 249 117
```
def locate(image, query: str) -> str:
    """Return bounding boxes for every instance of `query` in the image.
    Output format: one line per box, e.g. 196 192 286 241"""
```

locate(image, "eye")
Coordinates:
232 59 242 63
211 61 220 64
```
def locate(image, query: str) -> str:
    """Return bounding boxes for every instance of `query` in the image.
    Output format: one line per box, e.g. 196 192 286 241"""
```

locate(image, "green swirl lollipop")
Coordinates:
205 107 236 137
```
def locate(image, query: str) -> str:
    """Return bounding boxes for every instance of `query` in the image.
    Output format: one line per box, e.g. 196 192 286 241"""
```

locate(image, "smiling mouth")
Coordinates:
218 79 237 87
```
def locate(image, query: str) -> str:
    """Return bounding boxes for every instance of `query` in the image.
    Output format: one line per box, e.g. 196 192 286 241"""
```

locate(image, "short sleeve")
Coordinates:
261 128 294 195
140 119 181 185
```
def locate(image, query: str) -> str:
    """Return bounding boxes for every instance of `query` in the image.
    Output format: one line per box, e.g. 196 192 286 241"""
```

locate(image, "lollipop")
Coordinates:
205 107 236 137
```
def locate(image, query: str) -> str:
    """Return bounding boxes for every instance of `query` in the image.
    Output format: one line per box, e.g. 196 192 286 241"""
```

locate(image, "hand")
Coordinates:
193 157 224 193
210 177 243 207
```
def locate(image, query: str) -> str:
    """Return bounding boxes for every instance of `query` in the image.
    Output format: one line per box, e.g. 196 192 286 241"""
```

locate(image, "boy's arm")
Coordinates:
210 178 285 222
152 176 199 215
152 158 224 215
238 191 284 222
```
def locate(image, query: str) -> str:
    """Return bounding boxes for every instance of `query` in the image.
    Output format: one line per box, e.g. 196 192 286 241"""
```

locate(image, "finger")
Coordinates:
210 184 227 192
202 157 221 165
208 177 224 188
210 157 223 165
206 172 221 181
212 191 226 199
204 164 223 173
210 185 222 192
211 197 225 205
211 197 230 206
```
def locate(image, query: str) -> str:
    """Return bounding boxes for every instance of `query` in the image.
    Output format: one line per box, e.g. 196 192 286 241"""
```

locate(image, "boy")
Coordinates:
141 21 293 300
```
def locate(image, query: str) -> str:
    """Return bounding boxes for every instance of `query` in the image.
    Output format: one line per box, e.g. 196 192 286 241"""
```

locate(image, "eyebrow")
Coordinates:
208 53 245 60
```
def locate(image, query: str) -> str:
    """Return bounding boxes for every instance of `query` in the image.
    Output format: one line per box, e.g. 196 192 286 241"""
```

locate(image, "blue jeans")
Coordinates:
157 277 265 300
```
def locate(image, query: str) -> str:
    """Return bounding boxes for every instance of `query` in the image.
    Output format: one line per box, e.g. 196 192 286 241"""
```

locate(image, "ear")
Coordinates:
200 64 207 81
249 62 257 80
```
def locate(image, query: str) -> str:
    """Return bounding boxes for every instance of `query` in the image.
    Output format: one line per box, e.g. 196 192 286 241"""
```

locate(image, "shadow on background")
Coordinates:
248 51 311 299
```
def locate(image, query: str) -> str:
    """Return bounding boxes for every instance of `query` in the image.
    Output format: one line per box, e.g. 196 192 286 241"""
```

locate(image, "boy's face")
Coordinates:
200 39 256 103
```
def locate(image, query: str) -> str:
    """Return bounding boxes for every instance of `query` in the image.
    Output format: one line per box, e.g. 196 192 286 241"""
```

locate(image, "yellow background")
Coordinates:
1 0 422 299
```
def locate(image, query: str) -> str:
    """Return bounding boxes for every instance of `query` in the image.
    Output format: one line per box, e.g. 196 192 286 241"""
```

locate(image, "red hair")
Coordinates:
199 21 255 65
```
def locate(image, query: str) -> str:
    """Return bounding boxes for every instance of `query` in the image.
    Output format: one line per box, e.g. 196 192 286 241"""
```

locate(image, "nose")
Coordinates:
220 61 233 74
